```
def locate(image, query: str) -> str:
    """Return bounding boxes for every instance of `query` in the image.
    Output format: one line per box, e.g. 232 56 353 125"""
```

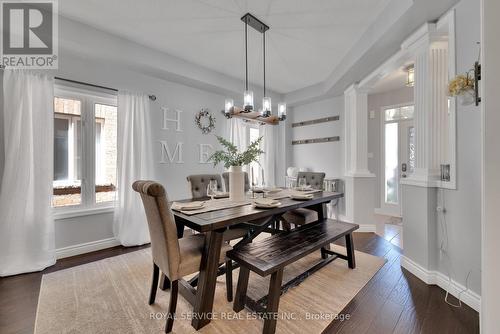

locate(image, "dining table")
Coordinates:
171 189 344 330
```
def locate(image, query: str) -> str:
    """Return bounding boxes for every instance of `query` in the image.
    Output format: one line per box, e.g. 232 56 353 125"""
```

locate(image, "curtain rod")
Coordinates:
0 67 158 101
55 77 156 101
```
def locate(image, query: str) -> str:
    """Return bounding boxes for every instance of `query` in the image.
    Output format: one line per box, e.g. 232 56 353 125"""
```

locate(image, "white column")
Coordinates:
404 25 448 186
343 84 375 230
344 84 374 177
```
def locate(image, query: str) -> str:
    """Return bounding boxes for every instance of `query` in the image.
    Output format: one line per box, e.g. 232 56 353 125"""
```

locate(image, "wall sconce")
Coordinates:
406 64 415 87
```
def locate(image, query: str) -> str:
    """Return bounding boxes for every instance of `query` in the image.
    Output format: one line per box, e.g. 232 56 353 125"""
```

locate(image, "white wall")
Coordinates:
481 0 500 330
435 0 482 297
400 0 482 306
367 87 414 209
290 97 344 179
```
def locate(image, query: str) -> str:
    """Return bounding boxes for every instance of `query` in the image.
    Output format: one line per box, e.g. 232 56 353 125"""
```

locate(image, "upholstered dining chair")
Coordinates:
282 172 326 228
222 171 251 192
186 173 249 239
133 180 233 333
186 174 223 200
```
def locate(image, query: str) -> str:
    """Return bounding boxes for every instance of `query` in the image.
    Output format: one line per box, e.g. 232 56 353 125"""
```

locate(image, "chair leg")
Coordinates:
165 280 178 333
149 263 160 305
225 260 233 302
160 273 171 290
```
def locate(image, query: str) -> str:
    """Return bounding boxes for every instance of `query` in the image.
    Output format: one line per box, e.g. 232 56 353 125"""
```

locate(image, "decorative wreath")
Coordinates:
195 108 216 134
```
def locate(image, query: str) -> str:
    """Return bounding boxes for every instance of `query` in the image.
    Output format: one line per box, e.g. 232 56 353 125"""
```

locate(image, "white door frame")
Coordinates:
378 102 414 217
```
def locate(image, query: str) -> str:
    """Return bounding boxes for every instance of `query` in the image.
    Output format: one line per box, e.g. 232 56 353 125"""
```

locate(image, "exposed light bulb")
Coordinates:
278 102 287 121
243 90 254 111
224 98 234 117
261 97 271 117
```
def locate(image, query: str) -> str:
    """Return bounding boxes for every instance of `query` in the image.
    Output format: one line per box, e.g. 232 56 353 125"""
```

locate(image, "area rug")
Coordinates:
35 244 384 334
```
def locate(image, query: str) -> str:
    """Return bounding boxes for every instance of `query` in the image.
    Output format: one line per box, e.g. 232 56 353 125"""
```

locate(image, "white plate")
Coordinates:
265 188 282 194
294 186 313 191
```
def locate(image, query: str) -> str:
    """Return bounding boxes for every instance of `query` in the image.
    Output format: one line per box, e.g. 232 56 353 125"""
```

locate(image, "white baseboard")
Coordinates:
56 237 121 259
374 208 402 218
337 215 376 232
400 255 481 312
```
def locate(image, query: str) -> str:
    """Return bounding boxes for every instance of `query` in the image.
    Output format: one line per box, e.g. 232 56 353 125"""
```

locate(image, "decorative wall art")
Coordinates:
195 108 216 134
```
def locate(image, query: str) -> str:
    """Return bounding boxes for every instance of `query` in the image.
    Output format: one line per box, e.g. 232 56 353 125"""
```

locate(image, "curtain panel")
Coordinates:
0 70 56 276
113 91 154 246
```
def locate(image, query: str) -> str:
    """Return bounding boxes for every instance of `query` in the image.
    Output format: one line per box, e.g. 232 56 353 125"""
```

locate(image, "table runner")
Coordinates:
171 188 323 216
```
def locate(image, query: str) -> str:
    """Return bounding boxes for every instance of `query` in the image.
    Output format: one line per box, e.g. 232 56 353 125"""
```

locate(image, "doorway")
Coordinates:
380 104 415 216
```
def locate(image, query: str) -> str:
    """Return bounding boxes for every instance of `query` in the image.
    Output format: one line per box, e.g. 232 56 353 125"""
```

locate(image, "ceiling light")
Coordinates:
406 64 415 87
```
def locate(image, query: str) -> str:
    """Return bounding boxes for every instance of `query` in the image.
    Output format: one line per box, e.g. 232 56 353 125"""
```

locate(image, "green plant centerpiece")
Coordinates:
209 135 263 201
208 135 264 168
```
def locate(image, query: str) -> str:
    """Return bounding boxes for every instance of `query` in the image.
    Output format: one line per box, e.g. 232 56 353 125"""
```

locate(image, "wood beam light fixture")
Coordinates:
223 13 286 125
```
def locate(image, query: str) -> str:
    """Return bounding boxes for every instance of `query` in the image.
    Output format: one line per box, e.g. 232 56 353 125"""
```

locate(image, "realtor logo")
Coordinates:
1 0 58 68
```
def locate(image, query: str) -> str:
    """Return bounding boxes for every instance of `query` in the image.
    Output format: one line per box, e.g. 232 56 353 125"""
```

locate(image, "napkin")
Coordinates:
171 201 205 210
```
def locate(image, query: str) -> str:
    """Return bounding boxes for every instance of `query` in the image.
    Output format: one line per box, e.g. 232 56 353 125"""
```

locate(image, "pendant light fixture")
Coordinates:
261 30 271 117
223 13 287 124
243 18 254 112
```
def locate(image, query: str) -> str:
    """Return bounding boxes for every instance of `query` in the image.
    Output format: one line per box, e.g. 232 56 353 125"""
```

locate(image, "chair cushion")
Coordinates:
282 208 319 225
178 234 231 278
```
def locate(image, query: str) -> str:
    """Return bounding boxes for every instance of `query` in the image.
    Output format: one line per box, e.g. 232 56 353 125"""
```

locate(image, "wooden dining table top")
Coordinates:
172 191 344 232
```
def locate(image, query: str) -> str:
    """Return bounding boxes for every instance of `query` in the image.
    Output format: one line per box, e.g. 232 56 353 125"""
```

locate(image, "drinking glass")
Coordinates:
207 180 217 201
298 177 307 190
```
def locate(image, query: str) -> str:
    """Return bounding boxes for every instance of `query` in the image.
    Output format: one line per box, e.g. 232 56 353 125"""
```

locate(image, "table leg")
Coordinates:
191 230 224 330
345 233 356 269
310 202 331 259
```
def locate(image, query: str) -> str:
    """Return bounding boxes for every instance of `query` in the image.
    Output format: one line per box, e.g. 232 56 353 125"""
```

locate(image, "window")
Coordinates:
384 105 414 122
52 87 117 209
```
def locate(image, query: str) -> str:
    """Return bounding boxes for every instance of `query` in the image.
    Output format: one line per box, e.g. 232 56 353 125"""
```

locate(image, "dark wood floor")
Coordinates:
0 233 479 334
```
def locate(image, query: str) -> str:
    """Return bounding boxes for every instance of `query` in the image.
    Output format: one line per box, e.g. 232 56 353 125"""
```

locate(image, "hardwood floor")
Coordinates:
0 233 479 334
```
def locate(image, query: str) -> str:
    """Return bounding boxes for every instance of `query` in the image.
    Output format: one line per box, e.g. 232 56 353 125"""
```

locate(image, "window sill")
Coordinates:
54 205 115 220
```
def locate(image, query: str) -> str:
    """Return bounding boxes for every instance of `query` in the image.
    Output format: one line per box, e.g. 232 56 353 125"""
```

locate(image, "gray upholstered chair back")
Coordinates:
186 174 223 199
297 172 326 190
132 180 181 280
222 171 250 192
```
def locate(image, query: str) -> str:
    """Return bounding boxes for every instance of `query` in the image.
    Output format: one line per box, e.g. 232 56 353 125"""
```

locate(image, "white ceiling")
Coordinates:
369 67 410 94
58 0 391 94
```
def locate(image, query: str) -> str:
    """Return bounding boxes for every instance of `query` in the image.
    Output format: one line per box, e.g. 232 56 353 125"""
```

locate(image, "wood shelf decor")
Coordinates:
292 136 340 145
292 115 340 128
221 106 279 125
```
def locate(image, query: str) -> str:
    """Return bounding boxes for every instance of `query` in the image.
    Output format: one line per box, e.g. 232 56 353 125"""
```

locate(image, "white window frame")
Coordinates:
53 85 118 219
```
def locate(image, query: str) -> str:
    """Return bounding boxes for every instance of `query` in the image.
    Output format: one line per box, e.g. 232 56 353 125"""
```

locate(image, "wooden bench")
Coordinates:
226 219 359 334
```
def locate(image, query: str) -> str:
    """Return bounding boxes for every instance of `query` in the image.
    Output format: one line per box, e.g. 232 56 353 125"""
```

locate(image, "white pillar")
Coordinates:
343 84 375 230
404 24 449 186
344 84 373 177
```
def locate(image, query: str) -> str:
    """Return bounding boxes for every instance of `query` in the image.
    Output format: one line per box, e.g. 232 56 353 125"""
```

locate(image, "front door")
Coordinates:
381 105 414 216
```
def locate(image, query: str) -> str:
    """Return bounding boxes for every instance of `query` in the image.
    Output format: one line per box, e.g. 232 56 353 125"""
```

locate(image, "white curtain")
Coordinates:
226 117 247 152
113 91 154 246
0 70 55 276
260 124 276 187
